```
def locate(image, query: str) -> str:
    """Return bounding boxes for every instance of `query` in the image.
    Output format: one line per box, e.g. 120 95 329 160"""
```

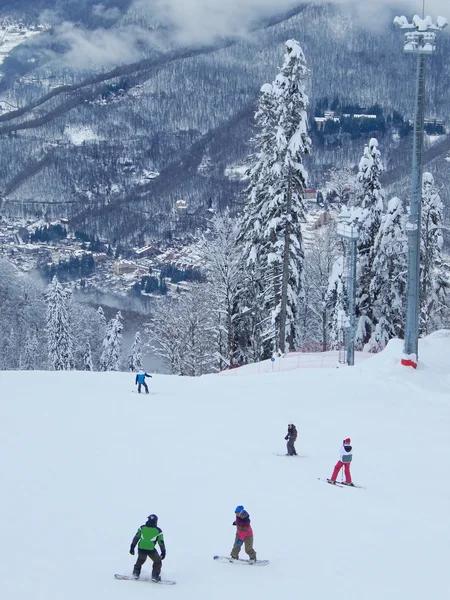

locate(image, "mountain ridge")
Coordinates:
0 2 449 242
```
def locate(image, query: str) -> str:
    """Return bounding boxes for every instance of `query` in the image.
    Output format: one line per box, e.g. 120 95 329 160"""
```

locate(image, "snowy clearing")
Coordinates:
0 26 44 69
64 125 102 145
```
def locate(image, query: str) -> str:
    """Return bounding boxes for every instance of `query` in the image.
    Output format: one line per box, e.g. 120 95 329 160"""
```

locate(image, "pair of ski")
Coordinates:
319 478 365 489
273 453 307 458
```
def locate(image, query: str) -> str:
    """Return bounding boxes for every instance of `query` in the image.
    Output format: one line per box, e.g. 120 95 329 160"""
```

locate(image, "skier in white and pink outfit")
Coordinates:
328 438 354 486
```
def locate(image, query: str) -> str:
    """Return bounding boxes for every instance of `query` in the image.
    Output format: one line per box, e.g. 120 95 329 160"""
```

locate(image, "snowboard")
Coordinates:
114 574 176 585
213 555 269 566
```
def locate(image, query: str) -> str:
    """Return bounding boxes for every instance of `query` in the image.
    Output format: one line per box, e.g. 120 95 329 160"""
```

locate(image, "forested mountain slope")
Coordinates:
0 0 449 243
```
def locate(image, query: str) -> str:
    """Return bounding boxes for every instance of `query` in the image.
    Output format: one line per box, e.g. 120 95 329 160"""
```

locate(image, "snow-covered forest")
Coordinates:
1 29 448 375
0 260 134 371
0 1 449 244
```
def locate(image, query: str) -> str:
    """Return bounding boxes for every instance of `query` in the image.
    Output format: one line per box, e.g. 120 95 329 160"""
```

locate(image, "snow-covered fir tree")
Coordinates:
237 83 276 361
326 256 348 348
46 275 73 371
128 331 143 371
100 311 123 371
369 197 407 350
82 341 93 371
21 332 39 370
0 258 112 371
199 209 243 370
97 306 107 331
1 327 16 370
238 39 310 357
420 173 448 334
353 138 384 348
0 259 47 370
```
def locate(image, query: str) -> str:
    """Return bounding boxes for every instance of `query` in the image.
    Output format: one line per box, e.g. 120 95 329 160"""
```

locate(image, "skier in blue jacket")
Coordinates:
135 369 152 393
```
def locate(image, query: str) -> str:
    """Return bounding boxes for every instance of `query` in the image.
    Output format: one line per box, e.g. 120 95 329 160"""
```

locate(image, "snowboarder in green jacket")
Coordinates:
130 514 166 582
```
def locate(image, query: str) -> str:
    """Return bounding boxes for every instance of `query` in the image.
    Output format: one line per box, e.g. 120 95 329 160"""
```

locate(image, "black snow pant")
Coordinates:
286 439 297 455
138 382 149 393
133 549 161 578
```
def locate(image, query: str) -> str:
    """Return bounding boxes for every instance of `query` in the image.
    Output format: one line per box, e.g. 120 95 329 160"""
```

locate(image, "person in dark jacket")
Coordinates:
285 423 298 456
230 505 257 562
135 369 152 393
130 514 166 581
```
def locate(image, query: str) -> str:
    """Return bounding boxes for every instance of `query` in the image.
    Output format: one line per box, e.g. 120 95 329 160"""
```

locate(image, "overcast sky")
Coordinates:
42 0 450 69
130 0 450 45
135 0 449 34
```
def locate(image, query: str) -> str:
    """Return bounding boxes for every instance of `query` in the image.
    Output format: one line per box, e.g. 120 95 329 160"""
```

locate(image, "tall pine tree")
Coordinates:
83 341 93 371
370 197 407 350
46 276 73 370
97 306 107 331
237 83 276 360
353 138 384 347
420 173 448 334
128 332 143 372
238 39 310 357
100 311 123 371
326 256 348 349
21 332 39 370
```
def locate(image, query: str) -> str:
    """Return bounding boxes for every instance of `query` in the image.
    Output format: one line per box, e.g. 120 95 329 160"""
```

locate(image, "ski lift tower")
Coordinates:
394 14 448 368
337 209 359 367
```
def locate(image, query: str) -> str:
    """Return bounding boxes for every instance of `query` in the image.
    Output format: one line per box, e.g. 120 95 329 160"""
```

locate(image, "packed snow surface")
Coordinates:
2 333 450 600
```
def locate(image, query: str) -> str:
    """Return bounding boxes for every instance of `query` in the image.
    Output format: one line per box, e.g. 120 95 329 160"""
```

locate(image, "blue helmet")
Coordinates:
235 505 245 514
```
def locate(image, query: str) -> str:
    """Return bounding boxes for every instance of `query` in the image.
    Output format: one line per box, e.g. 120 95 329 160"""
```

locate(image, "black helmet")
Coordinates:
147 514 158 526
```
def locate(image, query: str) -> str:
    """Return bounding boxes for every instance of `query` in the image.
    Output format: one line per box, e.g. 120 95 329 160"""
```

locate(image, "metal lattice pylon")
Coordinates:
337 210 359 366
337 314 348 364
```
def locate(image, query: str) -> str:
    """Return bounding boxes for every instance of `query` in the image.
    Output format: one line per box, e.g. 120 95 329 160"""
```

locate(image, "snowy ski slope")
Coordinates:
1 333 450 600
